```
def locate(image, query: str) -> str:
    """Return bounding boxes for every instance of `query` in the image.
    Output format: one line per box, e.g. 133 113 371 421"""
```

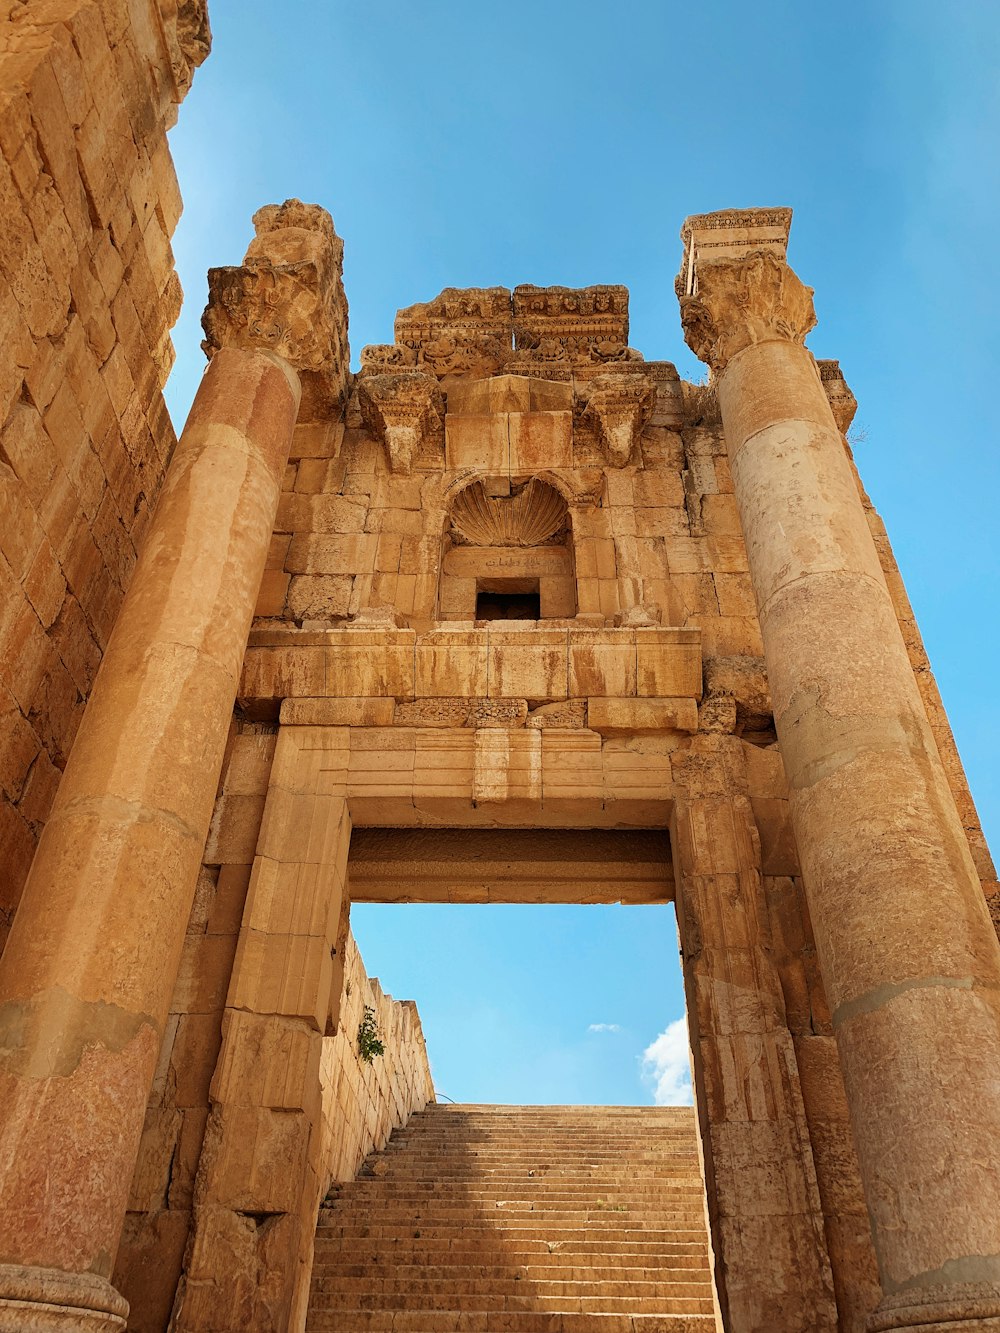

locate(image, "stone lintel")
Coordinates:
347 827 674 904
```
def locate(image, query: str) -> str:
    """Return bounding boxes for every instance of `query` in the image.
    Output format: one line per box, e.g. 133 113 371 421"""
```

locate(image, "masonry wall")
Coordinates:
319 933 435 1188
0 0 208 945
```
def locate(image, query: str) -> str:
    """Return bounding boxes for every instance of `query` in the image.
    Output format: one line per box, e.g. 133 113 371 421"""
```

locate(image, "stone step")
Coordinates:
309 1294 717 1315
306 1106 715 1332
313 1279 714 1301
313 1263 711 1282
315 1228 711 1248
307 1314 716 1332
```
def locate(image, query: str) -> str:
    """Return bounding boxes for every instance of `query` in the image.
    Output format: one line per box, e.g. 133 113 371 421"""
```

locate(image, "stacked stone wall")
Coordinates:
0 0 207 944
319 932 435 1187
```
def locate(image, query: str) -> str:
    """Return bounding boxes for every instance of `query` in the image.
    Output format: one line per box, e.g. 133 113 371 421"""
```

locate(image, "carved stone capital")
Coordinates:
678 250 816 374
202 200 350 420
583 373 655 467
357 372 444 475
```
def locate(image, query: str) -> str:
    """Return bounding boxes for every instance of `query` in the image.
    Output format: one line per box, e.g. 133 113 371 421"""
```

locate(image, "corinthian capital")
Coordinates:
202 200 350 419
357 372 444 475
678 250 817 374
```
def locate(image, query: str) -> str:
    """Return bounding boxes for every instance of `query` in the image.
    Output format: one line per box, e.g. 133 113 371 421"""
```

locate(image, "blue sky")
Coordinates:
166 1 1000 1104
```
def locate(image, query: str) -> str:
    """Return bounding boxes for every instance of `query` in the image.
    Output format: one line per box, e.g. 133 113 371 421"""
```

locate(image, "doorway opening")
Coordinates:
475 583 541 621
346 826 691 1108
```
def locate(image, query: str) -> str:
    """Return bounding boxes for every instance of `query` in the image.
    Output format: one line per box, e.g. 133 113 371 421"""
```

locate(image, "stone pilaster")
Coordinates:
678 210 1000 1332
0 205 344 1330
672 735 838 1332
172 728 352 1332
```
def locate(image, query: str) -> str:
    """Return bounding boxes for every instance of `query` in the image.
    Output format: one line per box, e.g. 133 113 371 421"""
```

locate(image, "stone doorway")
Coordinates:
346 825 686 1107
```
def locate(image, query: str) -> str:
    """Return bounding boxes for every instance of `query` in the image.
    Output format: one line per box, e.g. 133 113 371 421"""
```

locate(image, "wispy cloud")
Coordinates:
641 1017 693 1106
587 1022 621 1033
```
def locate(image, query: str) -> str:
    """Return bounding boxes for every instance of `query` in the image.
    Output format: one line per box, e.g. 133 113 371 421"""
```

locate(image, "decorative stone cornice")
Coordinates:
357 372 444 475
202 200 350 420
678 250 816 374
818 359 859 433
582 372 656 467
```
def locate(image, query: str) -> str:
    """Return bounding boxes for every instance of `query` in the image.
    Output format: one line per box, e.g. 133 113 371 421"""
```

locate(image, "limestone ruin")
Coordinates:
0 5 999 1332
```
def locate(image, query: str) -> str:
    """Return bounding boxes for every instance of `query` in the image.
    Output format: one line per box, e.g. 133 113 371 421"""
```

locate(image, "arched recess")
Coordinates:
438 475 577 622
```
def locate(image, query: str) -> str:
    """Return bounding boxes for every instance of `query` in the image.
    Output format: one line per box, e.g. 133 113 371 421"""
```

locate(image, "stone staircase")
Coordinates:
307 1103 718 1332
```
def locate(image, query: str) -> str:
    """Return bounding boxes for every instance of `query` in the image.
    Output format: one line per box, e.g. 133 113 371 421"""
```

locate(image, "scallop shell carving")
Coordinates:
450 478 568 547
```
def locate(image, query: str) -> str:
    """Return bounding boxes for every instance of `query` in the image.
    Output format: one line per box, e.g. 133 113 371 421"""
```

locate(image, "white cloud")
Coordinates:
641 1017 693 1106
587 1022 621 1033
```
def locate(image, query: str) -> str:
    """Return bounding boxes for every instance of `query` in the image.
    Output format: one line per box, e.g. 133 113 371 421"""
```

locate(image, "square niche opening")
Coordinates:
476 579 540 622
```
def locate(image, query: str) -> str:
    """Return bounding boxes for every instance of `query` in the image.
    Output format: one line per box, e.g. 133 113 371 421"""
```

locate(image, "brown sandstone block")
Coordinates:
445 414 508 471
228 929 333 1032
568 631 636 697
588 697 698 736
173 933 240 1015
508 410 572 470
287 574 352 621
254 568 289 617
415 631 488 697
488 628 569 699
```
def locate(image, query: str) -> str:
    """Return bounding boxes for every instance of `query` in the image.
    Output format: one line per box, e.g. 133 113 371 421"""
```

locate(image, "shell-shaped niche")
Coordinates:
450 478 567 547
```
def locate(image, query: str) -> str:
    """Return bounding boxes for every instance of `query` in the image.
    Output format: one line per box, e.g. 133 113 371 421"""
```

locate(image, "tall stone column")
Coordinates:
0 201 345 1330
677 210 1000 1332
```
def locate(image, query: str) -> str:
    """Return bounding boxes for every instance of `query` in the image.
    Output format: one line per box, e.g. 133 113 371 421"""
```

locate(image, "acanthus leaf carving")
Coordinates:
357 372 444 476
201 200 350 419
582 372 656 468
678 249 816 374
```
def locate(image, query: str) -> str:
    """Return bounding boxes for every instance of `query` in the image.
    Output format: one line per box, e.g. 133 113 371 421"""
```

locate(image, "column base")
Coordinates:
0 1267 127 1332
867 1281 1000 1332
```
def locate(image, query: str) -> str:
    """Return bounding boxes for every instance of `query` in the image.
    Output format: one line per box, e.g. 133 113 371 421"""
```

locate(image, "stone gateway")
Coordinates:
0 7 997 1333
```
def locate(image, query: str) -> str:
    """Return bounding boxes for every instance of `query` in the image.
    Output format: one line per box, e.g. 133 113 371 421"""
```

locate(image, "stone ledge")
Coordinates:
241 626 702 710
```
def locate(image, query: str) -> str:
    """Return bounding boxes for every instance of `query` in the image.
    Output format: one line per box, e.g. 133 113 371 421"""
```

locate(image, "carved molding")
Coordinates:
818 359 859 433
360 284 642 381
357 372 444 475
678 250 816 374
582 373 655 467
202 200 350 419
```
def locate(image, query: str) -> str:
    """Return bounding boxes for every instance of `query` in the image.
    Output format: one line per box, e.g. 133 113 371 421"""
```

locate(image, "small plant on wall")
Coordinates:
358 1006 386 1063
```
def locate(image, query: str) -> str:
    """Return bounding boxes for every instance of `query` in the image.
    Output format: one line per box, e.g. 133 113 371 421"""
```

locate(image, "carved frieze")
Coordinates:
356 372 444 476
360 284 645 381
390 287 512 380
582 372 656 467
202 200 350 418
678 250 816 374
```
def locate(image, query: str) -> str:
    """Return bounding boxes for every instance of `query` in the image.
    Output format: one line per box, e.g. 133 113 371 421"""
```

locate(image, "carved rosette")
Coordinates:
582 373 655 467
202 200 350 419
678 250 817 374
357 372 444 475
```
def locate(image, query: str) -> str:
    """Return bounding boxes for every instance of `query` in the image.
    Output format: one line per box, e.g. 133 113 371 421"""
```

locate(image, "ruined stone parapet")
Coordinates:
202 199 350 419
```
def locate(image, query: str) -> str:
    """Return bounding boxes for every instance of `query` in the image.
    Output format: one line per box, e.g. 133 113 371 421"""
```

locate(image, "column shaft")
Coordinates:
717 334 1000 1329
0 347 299 1326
